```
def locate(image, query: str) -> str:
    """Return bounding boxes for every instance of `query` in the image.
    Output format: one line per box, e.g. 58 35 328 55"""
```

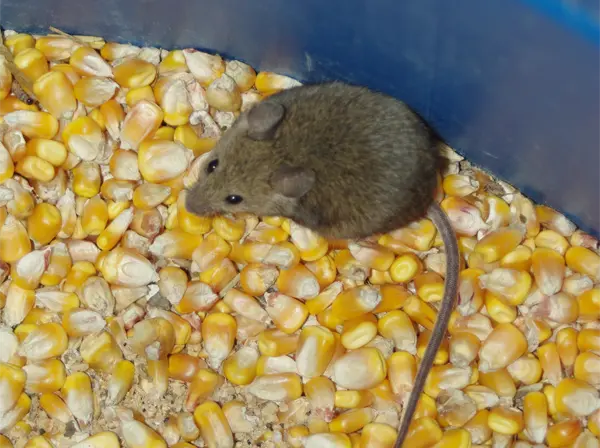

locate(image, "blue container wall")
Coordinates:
2 0 599 236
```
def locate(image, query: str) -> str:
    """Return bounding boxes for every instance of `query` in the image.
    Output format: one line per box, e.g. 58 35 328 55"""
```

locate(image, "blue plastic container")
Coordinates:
3 0 599 235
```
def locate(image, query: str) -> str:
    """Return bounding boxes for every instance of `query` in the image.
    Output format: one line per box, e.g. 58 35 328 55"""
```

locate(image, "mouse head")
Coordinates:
185 100 316 219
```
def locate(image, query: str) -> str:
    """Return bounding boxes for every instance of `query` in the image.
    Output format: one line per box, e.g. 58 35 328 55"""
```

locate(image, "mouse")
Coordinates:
185 81 459 447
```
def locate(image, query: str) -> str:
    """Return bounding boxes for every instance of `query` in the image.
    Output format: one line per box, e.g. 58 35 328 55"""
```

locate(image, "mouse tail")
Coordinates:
393 201 459 448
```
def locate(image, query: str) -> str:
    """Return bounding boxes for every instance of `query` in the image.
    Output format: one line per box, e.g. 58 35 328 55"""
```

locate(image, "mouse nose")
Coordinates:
184 190 210 216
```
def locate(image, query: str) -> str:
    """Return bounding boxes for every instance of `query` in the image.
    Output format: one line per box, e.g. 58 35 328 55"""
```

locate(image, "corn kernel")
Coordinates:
332 347 386 390
566 246 600 281
555 377 600 417
62 308 106 337
14 47 48 81
120 99 164 150
71 432 120 448
547 419 582 448
80 330 123 372
223 345 259 386
193 401 233 448
33 70 76 119
202 312 237 369
61 371 94 424
6 33 35 55
258 329 298 357
296 325 336 378
378 310 417 354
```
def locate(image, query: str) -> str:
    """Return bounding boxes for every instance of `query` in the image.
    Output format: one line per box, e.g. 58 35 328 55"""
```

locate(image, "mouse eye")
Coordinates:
207 159 219 174
226 195 243 205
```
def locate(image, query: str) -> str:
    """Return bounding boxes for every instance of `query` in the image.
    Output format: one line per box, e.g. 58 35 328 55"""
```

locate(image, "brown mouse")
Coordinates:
185 81 459 447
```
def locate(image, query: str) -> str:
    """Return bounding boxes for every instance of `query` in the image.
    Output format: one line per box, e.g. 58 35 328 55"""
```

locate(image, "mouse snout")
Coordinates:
184 188 215 217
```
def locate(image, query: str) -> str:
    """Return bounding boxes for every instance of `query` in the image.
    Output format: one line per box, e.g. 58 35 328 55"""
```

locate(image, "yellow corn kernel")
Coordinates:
500 245 533 271
537 342 563 386
23 436 53 447
69 45 112 76
535 204 575 235
271 265 318 301
506 354 542 385
556 327 579 375
129 318 175 361
108 149 140 182
487 406 524 435
432 428 471 448
474 227 524 263
442 173 479 196
132 183 170 210
124 85 154 106
80 195 108 236
565 246 600 281
61 261 96 293
414 271 445 303
332 347 386 390
80 331 123 373
63 115 105 161
120 99 164 150
238 263 278 296
0 143 14 183
386 351 416 397
255 71 301 95
71 432 120 448
175 280 218 314
403 295 438 331
193 401 233 448
113 57 156 88
247 372 303 403
264 291 309 334
205 73 241 111
478 268 532 306
72 161 101 197
378 310 417 353
534 229 570 255
555 377 600 417
403 417 443 448
73 75 118 108
50 62 81 84
6 33 35 55
0 217 30 265
138 139 192 184
14 47 48 81
484 291 517 323
389 253 423 283
472 371 515 405
417 330 449 365
158 49 187 75
0 391 30 432
185 368 224 411
40 392 72 424
478 323 527 372
210 215 245 242
530 248 566 296
258 329 298 357
55 302 97 333
329 408 373 434
25 138 67 167
335 390 374 410
3 284 36 328
198 257 237 293
176 191 212 235
295 325 336 378
15 154 55 182
578 328 600 353
462 409 491 445
22 358 66 394
546 419 582 448
0 363 26 414
522 391 548 444
119 411 167 448
98 246 156 288
221 289 266 325
18 322 68 361
61 372 94 424
154 77 193 126
34 34 75 60
176 411 201 442
33 70 76 119
173 124 216 156
285 425 309 448
574 352 599 390
449 332 481 368
589 409 600 436
340 313 378 350
96 207 134 251
4 110 59 140
577 288 599 322
0 60 11 101
330 285 382 322
202 312 236 369
345 241 393 271
285 221 328 262
223 346 259 386
39 242 71 287
168 353 206 383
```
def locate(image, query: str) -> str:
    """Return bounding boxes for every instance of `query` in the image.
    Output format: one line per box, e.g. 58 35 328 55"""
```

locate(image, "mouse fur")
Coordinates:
186 81 444 240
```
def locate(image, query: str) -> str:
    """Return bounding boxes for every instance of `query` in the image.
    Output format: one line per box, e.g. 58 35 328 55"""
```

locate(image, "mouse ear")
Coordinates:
247 101 285 140
270 165 315 198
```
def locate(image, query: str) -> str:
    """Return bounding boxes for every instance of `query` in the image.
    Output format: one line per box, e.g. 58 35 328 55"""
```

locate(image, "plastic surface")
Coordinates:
2 0 599 235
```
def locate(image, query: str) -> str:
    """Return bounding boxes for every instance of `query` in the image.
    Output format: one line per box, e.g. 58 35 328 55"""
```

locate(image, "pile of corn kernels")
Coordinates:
0 28 599 448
